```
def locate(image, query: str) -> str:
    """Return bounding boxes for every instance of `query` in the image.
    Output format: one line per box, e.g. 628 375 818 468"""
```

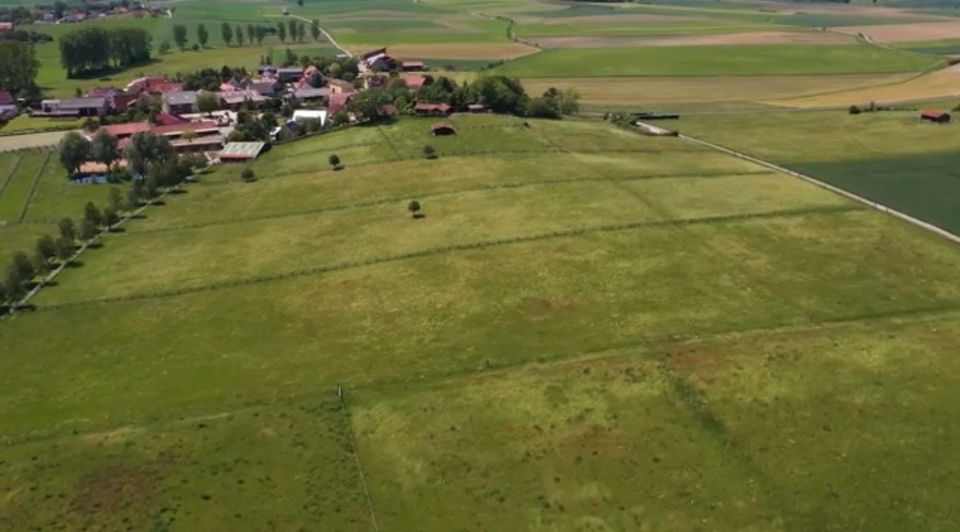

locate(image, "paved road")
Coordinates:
0 130 72 152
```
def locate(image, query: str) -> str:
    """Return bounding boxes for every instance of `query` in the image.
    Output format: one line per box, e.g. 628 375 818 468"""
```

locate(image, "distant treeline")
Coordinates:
59 26 152 77
0 29 53 43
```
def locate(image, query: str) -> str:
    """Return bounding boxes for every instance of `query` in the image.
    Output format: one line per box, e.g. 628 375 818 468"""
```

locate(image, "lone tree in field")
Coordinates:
407 200 421 219
173 24 188 50
241 168 256 182
328 154 340 170
197 23 209 48
422 145 436 159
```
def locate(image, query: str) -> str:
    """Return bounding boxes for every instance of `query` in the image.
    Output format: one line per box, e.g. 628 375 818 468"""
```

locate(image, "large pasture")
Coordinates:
2 115 960 529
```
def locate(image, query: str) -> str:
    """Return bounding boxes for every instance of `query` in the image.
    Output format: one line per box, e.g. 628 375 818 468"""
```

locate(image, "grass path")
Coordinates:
287 14 354 57
15 151 52 223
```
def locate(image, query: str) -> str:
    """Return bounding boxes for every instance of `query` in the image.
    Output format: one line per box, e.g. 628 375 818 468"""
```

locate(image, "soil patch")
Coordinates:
833 21 960 42
534 31 855 48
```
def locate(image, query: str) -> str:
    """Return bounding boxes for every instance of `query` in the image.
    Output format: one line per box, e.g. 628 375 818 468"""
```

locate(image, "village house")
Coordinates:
42 97 109 116
401 74 430 91
414 103 452 117
327 79 356 95
163 91 198 115
359 48 397 73
0 90 18 119
218 90 266 110
292 87 329 104
327 93 353 117
276 67 305 83
402 61 426 72
250 80 279 97
0 22 14 31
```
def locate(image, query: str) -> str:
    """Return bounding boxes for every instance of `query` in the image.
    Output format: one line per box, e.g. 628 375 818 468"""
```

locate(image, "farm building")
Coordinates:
920 110 951 123
276 67 304 83
415 103 452 116
163 91 198 115
42 97 108 117
467 104 487 113
0 90 17 118
292 87 330 104
292 109 327 127
219 90 266 110
328 79 356 95
219 142 267 162
251 80 278 97
0 22 14 31
402 74 430 91
430 121 456 136
402 61 426 72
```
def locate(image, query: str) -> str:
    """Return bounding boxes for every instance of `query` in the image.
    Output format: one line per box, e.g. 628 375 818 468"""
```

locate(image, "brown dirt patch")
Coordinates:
534 30 855 49
346 42 538 60
70 463 159 518
833 21 960 42
773 63 960 107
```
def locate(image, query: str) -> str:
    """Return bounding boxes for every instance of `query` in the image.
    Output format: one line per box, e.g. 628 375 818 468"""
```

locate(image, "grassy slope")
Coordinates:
1 116 960 529
495 44 943 77
676 109 960 234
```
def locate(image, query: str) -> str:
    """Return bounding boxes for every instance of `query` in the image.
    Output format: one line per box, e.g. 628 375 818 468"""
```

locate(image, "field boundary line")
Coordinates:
0 152 22 197
14 150 52 223
33 204 859 311
135 170 773 235
337 390 381 532
674 128 960 245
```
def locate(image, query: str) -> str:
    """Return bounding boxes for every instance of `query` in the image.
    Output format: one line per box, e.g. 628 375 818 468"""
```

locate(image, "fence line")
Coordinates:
15 150 52 223
336 388 381 532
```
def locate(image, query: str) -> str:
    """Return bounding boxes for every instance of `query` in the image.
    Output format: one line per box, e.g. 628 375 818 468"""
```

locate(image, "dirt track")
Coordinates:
0 130 71 152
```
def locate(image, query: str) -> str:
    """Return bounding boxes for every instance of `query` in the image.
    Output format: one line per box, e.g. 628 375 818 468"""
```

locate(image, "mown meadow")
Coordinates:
2 115 960 529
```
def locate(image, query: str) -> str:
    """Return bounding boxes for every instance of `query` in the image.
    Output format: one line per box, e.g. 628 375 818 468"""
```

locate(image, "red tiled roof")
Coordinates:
148 80 183 94
153 112 187 126
415 102 451 113
152 121 219 136
101 122 151 138
921 110 948 119
402 74 428 89
328 93 352 115
431 121 455 131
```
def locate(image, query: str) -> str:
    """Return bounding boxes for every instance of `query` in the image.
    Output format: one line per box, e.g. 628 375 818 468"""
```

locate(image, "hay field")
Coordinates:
3 115 960 529
833 21 960 42
772 63 960 107
522 73 915 108
531 30 855 48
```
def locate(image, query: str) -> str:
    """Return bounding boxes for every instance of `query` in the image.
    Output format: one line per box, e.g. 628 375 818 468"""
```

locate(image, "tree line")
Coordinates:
167 18 322 52
59 26 152 77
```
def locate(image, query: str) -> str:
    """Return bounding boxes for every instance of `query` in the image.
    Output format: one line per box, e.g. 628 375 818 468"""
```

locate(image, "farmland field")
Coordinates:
494 44 943 77
676 109 960 234
2 115 960 529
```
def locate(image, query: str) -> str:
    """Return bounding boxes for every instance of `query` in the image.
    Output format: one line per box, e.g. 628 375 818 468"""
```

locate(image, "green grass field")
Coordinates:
2 115 960 529
675 109 960 235
495 44 943 77
0 148 128 265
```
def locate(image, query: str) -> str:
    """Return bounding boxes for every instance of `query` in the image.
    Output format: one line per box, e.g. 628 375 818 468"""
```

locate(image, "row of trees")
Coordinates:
0 41 39 98
0 189 127 310
170 19 321 51
59 26 152 77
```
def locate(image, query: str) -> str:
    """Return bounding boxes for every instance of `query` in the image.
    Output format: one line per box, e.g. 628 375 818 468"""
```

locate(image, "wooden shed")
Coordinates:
430 121 456 136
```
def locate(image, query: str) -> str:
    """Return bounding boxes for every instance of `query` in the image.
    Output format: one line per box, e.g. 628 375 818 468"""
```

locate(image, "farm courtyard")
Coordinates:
2 115 960 530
